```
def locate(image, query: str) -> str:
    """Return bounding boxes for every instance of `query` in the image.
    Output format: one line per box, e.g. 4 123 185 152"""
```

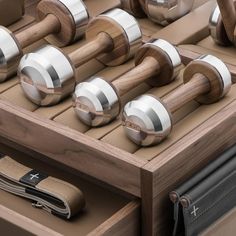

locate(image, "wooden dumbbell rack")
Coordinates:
1 0 236 236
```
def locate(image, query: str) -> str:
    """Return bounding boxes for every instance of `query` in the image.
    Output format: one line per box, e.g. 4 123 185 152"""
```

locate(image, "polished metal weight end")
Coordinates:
209 6 231 46
19 45 75 106
58 0 89 41
135 38 182 86
86 8 142 66
0 27 23 82
122 95 172 146
73 77 120 127
146 0 194 25
183 54 232 104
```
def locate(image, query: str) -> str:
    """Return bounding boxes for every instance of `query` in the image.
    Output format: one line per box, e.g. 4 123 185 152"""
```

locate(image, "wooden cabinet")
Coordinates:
0 1 236 235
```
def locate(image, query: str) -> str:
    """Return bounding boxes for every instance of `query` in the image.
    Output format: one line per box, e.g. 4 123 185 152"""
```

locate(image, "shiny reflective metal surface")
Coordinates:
59 0 89 41
103 8 142 57
135 39 182 86
209 6 221 43
19 45 75 106
148 39 181 67
196 55 232 98
146 0 194 25
0 27 22 82
73 77 120 126
122 95 172 146
148 39 181 80
209 6 231 46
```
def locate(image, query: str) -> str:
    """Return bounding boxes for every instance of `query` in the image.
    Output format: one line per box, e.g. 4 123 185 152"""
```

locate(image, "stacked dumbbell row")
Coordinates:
0 1 196 103
0 0 234 147
0 0 196 80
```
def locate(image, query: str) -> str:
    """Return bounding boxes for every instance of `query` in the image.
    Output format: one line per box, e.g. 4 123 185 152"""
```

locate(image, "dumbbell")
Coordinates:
120 0 195 25
122 55 232 146
209 0 236 46
0 0 89 82
73 39 182 127
139 0 194 25
18 8 142 106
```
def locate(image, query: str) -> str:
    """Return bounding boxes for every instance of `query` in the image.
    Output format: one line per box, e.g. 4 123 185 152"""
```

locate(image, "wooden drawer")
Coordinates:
2 1 236 235
0 144 140 236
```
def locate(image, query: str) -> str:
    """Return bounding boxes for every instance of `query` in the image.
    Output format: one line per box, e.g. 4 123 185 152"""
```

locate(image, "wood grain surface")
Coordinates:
142 100 236 235
0 99 145 197
113 56 159 96
0 2 232 236
69 32 113 68
36 0 80 46
216 0 236 43
163 73 210 113
15 14 60 48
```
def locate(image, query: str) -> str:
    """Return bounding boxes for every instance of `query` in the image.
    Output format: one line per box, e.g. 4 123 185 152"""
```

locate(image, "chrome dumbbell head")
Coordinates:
122 95 172 146
183 54 232 104
209 5 231 46
0 27 23 82
73 39 181 127
135 38 182 86
73 77 120 127
19 45 75 106
37 0 89 46
140 0 194 25
86 8 142 66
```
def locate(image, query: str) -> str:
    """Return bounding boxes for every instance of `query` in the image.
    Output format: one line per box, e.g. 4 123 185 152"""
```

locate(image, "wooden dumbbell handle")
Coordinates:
15 14 60 49
69 32 114 69
163 73 210 113
217 0 236 43
113 57 160 96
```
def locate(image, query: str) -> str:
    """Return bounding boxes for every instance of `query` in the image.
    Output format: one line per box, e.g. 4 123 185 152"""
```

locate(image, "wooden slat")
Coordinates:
0 99 145 196
141 100 236 236
152 0 216 45
88 201 140 236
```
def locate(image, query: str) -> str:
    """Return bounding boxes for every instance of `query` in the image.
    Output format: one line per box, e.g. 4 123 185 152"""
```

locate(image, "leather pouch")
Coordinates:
170 145 236 236
0 0 24 26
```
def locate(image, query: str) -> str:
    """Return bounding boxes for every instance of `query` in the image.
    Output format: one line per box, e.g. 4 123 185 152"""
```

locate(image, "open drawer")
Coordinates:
0 144 140 236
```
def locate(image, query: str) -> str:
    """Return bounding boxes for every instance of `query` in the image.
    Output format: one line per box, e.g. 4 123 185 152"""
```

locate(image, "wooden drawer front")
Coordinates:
0 201 140 236
0 145 140 236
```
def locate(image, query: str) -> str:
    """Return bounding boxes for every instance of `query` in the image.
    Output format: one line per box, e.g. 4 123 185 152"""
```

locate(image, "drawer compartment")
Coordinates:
0 145 140 236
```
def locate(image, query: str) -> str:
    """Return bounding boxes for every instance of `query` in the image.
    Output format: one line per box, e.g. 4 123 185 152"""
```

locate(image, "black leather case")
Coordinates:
170 145 236 236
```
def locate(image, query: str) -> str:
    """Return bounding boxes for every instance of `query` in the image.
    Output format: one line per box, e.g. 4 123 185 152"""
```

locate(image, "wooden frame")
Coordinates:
1 97 236 235
2 1 236 235
142 100 236 235
0 100 144 197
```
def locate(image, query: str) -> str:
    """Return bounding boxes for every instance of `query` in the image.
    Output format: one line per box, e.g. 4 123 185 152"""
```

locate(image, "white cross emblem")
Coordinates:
30 173 40 180
191 205 199 217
